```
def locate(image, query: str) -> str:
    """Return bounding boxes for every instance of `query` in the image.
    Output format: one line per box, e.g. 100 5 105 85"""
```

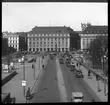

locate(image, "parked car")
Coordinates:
76 70 84 78
66 62 70 67
59 59 64 64
28 58 35 63
70 65 75 71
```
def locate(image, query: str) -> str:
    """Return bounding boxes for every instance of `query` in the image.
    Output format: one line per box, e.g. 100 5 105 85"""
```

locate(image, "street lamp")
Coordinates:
102 55 106 72
33 59 36 80
22 55 25 97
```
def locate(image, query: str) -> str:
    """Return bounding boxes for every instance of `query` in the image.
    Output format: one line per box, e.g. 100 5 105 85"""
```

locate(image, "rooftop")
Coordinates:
29 26 74 34
82 25 108 34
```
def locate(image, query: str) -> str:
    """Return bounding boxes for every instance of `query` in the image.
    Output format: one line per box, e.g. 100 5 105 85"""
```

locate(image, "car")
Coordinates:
59 59 64 64
28 58 35 63
70 65 75 71
66 62 70 67
71 92 84 102
76 70 84 78
70 61 75 67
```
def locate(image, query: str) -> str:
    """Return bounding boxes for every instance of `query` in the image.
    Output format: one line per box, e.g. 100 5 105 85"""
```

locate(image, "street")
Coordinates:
28 55 101 103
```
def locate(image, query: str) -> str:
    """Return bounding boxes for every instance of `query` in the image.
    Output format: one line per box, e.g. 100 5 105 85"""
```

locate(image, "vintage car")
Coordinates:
71 92 84 102
76 70 84 78
70 65 75 71
59 59 64 64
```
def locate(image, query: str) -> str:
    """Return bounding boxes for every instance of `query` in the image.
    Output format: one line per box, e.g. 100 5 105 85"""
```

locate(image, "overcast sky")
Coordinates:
2 3 108 32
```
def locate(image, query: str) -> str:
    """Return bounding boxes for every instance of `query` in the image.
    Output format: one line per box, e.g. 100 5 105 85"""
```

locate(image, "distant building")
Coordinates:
27 26 72 52
3 33 19 52
79 24 108 51
2 32 28 52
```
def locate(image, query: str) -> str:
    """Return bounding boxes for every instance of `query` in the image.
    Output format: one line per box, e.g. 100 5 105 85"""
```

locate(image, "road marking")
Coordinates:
56 58 68 102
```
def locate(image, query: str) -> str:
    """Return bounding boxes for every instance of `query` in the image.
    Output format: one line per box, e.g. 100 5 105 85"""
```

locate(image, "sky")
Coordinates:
2 3 108 32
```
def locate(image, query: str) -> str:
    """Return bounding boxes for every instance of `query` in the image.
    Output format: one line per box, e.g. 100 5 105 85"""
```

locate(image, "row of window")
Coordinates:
29 45 68 47
28 34 69 37
8 41 19 43
29 48 69 51
28 38 68 41
8 37 19 40
86 31 107 34
9 45 18 48
29 41 68 44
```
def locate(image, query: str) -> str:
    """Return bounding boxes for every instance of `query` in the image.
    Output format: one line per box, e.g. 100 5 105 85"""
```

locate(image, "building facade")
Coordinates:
16 32 28 51
79 24 108 51
3 32 19 51
27 26 72 52
2 37 8 56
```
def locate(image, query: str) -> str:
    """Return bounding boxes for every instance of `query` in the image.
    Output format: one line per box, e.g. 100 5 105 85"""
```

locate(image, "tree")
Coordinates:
8 47 17 54
88 35 108 71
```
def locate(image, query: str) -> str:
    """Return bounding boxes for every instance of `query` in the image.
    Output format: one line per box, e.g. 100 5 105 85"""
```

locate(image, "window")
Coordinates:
64 34 66 36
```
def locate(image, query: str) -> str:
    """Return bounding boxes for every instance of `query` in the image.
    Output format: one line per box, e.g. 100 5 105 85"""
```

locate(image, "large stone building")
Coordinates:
27 26 74 52
79 23 108 51
3 32 19 52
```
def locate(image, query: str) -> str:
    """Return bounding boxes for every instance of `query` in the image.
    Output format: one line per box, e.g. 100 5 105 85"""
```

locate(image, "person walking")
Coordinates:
88 70 91 76
26 87 31 101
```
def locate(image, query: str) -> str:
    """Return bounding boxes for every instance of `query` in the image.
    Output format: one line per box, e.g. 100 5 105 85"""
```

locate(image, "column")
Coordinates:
68 37 70 51
28 38 30 52
81 36 83 51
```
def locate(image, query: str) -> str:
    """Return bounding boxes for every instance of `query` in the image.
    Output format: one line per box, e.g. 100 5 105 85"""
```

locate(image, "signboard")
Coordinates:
22 80 26 86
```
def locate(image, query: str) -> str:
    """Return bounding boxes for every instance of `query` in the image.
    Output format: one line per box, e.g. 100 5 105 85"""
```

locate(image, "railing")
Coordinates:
74 58 108 85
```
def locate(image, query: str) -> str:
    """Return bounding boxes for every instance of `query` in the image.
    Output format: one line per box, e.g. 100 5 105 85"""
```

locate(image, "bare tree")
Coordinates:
88 35 108 74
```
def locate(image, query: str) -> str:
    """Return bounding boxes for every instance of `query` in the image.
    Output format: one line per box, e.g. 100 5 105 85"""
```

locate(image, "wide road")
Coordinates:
29 56 60 103
28 55 101 103
59 56 101 102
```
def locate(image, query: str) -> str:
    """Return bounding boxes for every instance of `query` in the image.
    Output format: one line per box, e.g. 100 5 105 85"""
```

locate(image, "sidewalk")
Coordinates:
75 61 108 102
2 56 42 103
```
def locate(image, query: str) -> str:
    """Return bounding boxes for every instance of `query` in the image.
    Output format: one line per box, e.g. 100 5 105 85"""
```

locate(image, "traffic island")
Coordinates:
2 71 18 86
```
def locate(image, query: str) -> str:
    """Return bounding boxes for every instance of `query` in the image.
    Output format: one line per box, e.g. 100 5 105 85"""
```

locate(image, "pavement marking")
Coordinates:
56 57 68 102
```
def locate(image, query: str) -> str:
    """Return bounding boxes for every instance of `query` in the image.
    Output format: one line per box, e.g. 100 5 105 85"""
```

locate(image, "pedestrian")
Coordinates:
32 64 34 69
42 64 44 69
88 70 91 76
77 63 78 67
26 87 31 100
96 74 99 81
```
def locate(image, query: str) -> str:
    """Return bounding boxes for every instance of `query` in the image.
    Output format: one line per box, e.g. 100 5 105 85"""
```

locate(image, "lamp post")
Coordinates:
33 59 35 80
22 55 25 97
